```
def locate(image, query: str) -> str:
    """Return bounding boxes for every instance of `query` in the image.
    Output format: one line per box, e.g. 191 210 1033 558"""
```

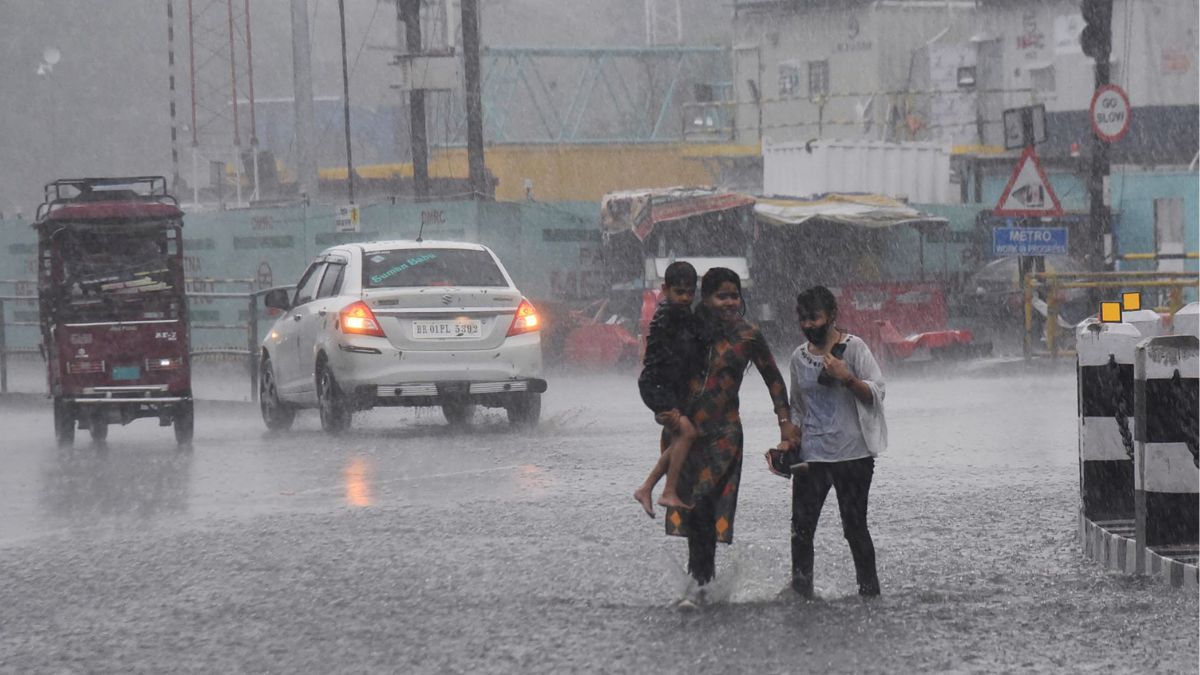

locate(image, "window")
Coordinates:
316 263 345 299
1030 64 1055 94
362 249 508 289
1155 198 1185 272
808 60 829 99
778 60 802 97
292 262 326 306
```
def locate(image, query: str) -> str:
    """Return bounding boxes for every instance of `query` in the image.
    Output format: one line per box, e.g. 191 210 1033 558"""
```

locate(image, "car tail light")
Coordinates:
66 360 105 375
340 301 386 338
146 357 183 371
507 299 540 337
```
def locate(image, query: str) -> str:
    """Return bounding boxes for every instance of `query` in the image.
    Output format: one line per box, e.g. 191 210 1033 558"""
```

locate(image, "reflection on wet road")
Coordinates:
0 370 1195 672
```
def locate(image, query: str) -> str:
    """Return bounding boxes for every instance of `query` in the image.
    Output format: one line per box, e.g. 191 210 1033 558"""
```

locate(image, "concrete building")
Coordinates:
732 0 1198 163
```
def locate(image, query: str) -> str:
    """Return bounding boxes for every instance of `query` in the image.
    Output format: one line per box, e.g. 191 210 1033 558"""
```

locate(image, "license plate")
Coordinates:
412 319 482 339
112 365 141 381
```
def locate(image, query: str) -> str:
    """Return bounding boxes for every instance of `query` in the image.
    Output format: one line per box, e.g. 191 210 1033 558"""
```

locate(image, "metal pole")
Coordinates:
186 0 199 148
290 0 319 199
248 292 259 402
166 0 182 191
244 0 260 201
338 0 356 204
1046 277 1058 360
399 0 429 199
187 0 201 205
226 0 241 150
1023 273 1033 361
461 0 488 199
0 298 7 394
1087 0 1114 309
226 0 242 206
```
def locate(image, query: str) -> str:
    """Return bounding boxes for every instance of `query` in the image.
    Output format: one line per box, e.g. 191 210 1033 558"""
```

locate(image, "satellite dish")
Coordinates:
43 47 61 65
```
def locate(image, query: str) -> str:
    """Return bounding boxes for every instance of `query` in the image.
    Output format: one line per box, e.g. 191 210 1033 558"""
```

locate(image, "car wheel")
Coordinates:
259 356 295 431
505 392 541 428
441 400 475 426
89 419 108 443
317 364 352 434
174 399 194 446
53 397 75 447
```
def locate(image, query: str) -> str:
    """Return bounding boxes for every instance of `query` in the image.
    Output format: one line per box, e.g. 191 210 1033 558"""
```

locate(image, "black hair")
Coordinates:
795 285 838 318
663 260 698 289
700 267 741 298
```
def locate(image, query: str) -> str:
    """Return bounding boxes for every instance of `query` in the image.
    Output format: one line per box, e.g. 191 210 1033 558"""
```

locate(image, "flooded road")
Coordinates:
0 366 1195 673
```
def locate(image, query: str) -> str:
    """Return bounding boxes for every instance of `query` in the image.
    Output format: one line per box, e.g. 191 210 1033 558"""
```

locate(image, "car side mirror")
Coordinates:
263 288 291 311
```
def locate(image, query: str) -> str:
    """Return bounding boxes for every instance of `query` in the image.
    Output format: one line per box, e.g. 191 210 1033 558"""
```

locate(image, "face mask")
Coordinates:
802 322 830 345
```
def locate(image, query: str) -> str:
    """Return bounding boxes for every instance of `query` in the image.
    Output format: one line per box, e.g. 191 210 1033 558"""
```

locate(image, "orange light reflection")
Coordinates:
345 456 373 507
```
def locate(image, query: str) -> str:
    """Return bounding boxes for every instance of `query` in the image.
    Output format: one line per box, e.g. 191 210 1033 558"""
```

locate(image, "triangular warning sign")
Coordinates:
994 146 1064 217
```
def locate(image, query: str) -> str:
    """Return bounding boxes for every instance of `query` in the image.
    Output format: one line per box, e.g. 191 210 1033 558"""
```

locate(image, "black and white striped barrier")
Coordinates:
1076 319 1142 523
1174 302 1199 339
1122 308 1165 339
1134 335 1199 575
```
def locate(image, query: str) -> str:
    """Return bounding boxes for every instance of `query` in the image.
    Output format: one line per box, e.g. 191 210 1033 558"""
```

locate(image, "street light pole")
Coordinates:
461 0 487 199
337 0 356 204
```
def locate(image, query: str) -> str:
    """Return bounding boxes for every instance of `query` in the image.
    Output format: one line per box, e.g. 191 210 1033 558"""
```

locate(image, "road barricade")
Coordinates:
1076 319 1140 523
1174 302 1199 339
1133 335 1199 578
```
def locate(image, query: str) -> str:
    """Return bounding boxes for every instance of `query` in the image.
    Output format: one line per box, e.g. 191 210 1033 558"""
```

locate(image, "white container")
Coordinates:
762 139 953 204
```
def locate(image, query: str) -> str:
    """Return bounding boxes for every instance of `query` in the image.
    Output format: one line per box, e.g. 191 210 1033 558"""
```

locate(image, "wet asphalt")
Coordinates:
0 362 1195 673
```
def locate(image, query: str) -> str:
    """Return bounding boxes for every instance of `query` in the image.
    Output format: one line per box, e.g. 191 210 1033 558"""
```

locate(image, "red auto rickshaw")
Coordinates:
34 177 193 445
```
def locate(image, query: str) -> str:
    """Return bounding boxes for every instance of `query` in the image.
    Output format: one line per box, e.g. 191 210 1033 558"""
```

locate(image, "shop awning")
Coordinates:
754 193 947 231
600 187 756 241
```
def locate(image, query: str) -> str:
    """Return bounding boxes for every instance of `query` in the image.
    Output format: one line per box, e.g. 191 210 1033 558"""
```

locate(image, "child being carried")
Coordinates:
633 261 707 517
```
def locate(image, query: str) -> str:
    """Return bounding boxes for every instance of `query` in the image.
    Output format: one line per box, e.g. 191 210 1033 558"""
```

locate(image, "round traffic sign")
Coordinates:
1090 84 1131 143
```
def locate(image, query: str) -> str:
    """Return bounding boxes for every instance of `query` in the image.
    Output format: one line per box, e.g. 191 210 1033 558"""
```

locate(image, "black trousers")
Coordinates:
790 457 878 593
686 493 717 586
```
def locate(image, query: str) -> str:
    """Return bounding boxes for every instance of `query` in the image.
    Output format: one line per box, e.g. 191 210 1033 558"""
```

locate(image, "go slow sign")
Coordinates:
1090 84 1131 143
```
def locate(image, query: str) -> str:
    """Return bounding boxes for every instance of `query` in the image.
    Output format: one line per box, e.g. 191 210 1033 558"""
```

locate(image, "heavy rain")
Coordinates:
0 1 1197 673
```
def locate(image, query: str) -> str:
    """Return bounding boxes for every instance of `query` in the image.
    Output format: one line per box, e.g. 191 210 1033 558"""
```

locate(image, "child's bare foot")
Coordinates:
633 486 656 518
657 492 692 510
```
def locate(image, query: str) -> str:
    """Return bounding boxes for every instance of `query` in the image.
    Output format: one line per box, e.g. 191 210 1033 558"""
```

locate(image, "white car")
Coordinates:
258 240 546 433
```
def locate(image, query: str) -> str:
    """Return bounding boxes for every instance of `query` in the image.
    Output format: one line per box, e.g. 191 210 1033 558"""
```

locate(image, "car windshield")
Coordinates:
362 248 507 288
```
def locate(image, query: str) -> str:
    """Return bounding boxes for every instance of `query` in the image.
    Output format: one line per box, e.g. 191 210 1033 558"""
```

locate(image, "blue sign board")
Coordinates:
992 227 1069 256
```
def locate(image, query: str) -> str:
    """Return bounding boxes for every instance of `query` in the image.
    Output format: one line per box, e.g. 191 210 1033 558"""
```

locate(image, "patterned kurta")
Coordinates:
665 318 789 543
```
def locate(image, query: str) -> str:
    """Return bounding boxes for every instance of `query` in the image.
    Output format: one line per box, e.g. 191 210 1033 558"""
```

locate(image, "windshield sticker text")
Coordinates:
370 254 437 284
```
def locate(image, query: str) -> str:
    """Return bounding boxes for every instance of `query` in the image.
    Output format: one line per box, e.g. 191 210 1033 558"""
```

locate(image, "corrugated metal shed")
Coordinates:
762 139 953 204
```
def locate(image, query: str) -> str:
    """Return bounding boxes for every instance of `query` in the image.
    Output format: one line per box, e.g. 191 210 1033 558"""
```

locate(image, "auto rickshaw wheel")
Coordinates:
174 399 194 446
53 397 75 447
89 419 108 443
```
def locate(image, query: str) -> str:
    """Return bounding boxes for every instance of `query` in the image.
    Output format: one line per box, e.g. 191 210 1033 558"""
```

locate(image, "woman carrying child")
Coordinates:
664 267 795 602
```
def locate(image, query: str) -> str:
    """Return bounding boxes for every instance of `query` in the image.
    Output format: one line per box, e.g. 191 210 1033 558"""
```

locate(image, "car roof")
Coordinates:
353 239 489 253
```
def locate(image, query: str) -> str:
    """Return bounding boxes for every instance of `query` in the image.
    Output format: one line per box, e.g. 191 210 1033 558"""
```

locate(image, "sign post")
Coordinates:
994 146 1064 218
1090 84 1131 143
335 204 360 233
995 140 1063 326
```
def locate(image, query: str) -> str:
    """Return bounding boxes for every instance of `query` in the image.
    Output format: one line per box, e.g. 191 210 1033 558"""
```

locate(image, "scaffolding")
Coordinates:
184 0 259 205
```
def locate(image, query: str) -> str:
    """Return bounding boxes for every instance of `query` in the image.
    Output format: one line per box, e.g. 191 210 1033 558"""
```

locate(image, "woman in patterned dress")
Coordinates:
665 267 796 598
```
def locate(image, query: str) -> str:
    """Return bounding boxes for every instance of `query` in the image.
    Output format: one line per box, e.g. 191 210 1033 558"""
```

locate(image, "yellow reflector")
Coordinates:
1122 292 1141 311
1100 302 1122 323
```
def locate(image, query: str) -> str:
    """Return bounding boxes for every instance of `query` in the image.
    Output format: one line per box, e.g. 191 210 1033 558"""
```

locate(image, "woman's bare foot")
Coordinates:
657 492 692 510
633 486 656 518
